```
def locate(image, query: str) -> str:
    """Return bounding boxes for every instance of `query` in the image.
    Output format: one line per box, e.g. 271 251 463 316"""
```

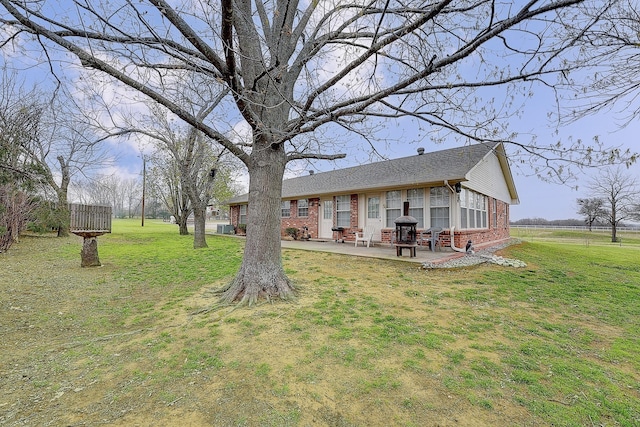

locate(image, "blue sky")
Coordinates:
107 80 639 222
3 1 638 222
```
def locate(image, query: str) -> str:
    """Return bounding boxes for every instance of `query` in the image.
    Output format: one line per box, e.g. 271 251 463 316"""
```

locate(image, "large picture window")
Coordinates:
281 200 291 218
297 199 308 217
459 189 487 229
407 188 424 228
385 190 401 227
336 195 350 227
430 187 450 228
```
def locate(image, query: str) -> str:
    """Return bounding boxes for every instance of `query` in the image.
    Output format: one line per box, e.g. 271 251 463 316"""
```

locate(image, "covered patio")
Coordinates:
279 238 467 264
206 222 480 265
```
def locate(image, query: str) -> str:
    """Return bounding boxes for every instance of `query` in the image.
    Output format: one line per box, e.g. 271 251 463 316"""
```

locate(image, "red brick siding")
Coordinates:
230 196 510 247
230 205 241 231
280 198 320 238
230 199 321 239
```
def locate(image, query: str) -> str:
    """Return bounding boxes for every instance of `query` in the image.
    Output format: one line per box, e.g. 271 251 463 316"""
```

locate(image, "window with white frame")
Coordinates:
336 195 350 227
459 189 487 229
492 198 497 228
281 200 290 217
460 189 469 228
297 199 308 217
239 204 247 224
385 190 402 227
368 197 380 219
323 200 333 220
407 188 424 228
430 187 450 228
475 192 487 228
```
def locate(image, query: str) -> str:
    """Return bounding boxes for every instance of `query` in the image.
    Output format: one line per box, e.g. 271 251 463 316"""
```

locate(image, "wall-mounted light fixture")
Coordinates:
454 182 462 193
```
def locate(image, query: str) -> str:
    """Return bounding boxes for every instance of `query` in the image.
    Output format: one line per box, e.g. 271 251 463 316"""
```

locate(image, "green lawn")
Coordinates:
1 219 638 426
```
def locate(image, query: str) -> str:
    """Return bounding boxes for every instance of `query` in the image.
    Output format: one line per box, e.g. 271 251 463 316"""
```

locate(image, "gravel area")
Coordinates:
422 238 526 269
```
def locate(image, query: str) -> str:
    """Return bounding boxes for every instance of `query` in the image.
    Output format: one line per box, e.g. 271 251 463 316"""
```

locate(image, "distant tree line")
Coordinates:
512 167 640 243
510 218 611 227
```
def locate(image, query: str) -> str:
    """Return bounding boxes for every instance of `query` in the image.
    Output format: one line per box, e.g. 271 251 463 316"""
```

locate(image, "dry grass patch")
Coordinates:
1 221 639 426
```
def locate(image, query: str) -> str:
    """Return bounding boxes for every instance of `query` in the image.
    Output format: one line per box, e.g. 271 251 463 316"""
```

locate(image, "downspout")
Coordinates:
449 226 465 252
443 180 455 194
444 181 465 252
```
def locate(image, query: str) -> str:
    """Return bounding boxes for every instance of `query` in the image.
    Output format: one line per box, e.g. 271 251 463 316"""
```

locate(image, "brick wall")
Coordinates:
230 198 321 239
280 198 320 239
230 196 511 246
230 205 240 231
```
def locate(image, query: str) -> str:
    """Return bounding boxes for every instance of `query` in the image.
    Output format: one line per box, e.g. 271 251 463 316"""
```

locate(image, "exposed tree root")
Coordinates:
216 274 297 307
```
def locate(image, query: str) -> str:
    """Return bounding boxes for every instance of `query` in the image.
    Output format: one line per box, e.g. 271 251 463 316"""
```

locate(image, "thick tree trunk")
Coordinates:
57 204 70 238
178 220 189 235
80 236 101 267
56 157 71 238
220 145 295 305
193 206 207 248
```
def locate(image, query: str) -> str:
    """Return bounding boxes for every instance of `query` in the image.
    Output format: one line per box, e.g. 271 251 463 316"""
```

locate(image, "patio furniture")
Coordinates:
419 227 442 251
354 226 375 247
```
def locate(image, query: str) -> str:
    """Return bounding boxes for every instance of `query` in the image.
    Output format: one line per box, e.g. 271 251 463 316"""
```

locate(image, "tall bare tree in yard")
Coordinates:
576 197 606 231
148 152 192 236
588 167 639 242
118 101 237 248
2 0 635 304
0 70 113 236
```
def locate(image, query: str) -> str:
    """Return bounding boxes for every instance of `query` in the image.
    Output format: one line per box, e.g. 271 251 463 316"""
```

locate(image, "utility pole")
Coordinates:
141 156 146 227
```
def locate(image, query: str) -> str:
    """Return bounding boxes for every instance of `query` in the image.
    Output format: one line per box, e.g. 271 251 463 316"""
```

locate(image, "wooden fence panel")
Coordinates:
69 204 112 233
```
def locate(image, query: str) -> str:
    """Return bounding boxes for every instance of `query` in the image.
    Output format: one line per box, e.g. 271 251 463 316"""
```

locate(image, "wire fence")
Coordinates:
510 225 640 232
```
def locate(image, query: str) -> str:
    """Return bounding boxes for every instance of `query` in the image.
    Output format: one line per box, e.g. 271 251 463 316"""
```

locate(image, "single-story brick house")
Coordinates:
227 143 519 249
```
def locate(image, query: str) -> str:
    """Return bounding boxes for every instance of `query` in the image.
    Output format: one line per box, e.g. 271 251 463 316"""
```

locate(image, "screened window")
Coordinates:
239 205 247 224
385 190 402 227
407 188 424 228
336 195 350 227
297 199 308 217
281 200 290 218
430 187 450 228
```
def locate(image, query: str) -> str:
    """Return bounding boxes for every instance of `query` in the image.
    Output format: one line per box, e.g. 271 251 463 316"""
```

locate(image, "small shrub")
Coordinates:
285 227 299 240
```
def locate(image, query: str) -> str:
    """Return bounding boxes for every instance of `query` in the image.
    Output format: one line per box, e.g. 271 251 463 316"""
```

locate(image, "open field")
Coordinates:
511 226 640 247
1 219 639 426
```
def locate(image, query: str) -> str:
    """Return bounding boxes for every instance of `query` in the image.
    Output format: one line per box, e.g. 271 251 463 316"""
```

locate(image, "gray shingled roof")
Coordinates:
228 143 498 204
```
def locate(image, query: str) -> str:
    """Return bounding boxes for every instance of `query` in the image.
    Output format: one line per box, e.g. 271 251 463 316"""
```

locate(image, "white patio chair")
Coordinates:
354 226 375 247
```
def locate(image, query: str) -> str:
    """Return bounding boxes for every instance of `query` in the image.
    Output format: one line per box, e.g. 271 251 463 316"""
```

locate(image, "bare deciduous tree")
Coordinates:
1 70 115 236
2 0 635 304
0 70 43 189
588 167 639 242
576 197 606 231
118 102 239 248
148 152 192 235
0 184 35 252
557 0 640 128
